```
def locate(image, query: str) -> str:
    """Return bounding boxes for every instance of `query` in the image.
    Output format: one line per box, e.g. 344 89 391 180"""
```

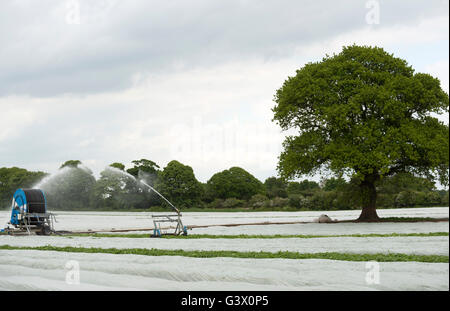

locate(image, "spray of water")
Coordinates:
105 166 137 180
139 179 180 214
33 166 74 189
105 166 180 214
11 164 179 213
31 165 98 211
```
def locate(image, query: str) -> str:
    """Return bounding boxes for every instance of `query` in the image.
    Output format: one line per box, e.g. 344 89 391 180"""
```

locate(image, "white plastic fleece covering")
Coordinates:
0 207 448 234
0 208 448 290
0 250 447 291
0 235 448 256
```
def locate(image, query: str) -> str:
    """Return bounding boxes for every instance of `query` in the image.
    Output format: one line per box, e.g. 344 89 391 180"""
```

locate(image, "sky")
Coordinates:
0 0 448 184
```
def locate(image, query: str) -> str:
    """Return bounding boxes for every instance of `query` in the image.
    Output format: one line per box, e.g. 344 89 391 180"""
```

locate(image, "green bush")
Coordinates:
207 198 225 209
424 191 441 205
395 191 416 207
206 167 265 200
263 197 289 208
288 194 304 208
440 191 449 206
377 193 395 208
249 194 268 208
222 198 245 208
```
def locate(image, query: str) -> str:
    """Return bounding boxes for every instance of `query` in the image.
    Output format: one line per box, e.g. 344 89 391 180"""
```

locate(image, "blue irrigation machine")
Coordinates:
3 189 55 235
1 185 186 237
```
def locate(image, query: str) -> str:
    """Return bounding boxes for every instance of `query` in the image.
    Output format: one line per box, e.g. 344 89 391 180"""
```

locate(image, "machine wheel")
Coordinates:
36 225 52 236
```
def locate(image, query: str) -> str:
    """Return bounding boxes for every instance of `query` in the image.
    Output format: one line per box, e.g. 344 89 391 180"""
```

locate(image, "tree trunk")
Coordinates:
357 176 380 222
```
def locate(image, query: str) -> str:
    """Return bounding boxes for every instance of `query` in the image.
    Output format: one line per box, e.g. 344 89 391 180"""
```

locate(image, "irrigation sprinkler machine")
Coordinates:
139 180 188 237
0 185 313 237
2 189 55 236
1 184 187 237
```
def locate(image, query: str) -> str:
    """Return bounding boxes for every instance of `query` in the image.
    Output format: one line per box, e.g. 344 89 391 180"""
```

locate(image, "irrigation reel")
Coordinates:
2 189 56 236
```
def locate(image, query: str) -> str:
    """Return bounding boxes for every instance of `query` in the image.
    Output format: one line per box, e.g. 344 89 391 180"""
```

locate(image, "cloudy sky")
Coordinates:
0 0 448 183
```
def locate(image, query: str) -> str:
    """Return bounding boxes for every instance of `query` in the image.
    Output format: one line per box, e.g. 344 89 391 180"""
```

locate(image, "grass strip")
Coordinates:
0 244 447 263
65 232 449 239
377 217 449 223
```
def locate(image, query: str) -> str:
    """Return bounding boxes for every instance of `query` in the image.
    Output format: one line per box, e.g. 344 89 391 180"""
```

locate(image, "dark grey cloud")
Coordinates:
0 0 448 185
0 0 447 96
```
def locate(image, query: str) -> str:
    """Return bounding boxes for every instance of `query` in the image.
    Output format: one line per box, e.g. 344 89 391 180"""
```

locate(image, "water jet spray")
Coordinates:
138 179 187 237
139 179 180 215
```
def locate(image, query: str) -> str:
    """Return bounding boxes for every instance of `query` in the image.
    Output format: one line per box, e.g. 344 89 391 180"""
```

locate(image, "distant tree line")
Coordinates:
0 167 47 208
0 159 448 211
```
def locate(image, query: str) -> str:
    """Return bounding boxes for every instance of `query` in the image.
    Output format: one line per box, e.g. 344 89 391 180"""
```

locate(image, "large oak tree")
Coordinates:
272 45 449 221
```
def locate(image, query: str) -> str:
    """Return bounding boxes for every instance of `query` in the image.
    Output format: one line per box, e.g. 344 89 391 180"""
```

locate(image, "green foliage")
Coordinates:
68 232 449 239
264 177 288 198
126 159 160 179
90 167 151 210
205 197 248 209
322 177 347 191
0 167 47 208
1 159 446 211
378 217 448 222
123 159 162 207
286 180 320 196
1 245 446 263
288 194 307 209
60 160 82 169
222 197 245 208
438 190 449 205
273 45 449 217
155 160 203 209
249 194 268 208
263 197 290 208
41 164 96 210
109 162 125 171
206 167 265 200
207 198 225 209
376 172 444 208
378 172 436 194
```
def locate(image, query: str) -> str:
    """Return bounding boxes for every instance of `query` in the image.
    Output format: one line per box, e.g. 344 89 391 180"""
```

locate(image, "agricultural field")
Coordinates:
0 207 448 291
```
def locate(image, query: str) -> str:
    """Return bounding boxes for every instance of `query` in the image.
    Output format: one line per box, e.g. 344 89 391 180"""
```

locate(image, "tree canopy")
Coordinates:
322 177 347 191
264 177 288 198
0 167 47 208
126 159 160 180
0 161 447 211
207 167 265 200
90 166 151 210
42 161 96 210
273 45 449 220
109 162 125 171
286 180 320 196
60 160 82 169
155 160 203 208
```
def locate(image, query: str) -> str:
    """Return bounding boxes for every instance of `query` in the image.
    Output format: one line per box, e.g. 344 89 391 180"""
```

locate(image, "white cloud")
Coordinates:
425 59 449 126
425 59 449 93
0 98 39 142
294 14 449 63
0 1 448 184
1 0 448 96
